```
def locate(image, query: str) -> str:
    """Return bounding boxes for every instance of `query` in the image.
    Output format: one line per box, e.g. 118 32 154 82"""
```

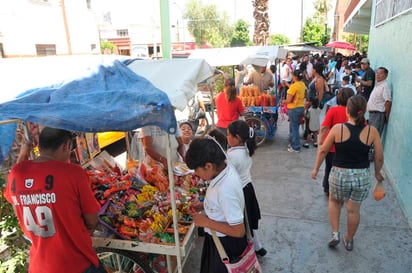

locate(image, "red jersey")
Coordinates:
5 160 100 273
321 105 348 153
215 92 245 129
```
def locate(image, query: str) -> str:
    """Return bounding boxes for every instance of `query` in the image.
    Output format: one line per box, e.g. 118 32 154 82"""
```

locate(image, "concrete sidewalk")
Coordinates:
183 118 412 273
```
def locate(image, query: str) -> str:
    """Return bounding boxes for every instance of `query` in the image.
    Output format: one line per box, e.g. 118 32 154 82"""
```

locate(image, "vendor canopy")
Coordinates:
127 58 215 111
189 46 283 67
0 55 177 164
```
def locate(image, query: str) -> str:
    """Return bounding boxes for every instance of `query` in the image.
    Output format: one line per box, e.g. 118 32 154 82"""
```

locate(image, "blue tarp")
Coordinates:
0 59 177 164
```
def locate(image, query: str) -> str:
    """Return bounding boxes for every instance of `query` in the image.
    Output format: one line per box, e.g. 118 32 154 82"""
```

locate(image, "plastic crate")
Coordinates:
245 106 263 113
263 106 277 113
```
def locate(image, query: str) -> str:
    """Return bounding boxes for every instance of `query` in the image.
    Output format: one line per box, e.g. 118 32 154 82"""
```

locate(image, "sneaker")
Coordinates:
303 143 310 148
288 147 300 153
343 236 354 251
328 232 340 248
287 144 292 149
313 142 318 147
255 248 267 257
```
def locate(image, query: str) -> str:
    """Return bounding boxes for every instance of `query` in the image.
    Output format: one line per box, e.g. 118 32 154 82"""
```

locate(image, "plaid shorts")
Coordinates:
329 167 371 202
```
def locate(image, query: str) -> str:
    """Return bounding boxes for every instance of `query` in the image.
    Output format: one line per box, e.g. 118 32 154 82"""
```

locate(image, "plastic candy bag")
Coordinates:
373 182 385 201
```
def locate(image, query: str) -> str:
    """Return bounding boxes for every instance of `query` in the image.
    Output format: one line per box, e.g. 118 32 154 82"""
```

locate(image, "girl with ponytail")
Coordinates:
227 120 266 256
312 95 384 251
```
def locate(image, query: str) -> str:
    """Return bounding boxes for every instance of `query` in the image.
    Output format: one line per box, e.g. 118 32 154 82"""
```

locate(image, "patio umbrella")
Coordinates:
326 41 356 50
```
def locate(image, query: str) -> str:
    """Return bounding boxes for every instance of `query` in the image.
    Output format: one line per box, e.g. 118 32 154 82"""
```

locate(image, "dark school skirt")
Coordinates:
243 182 262 231
200 232 248 273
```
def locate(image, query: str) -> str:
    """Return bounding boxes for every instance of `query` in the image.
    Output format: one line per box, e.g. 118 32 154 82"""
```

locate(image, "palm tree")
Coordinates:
253 0 270 45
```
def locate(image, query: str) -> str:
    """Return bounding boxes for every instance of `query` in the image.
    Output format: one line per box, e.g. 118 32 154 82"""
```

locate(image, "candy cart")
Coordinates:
0 56 215 273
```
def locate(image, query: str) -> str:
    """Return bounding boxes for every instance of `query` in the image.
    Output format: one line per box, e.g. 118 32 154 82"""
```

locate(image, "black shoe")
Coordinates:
255 248 267 257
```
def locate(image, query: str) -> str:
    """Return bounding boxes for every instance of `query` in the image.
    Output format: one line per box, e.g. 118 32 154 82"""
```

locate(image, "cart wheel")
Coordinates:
245 116 268 146
95 247 154 273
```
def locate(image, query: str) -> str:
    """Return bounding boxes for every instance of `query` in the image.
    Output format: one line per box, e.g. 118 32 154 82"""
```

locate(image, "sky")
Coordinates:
170 0 322 43
94 0 335 44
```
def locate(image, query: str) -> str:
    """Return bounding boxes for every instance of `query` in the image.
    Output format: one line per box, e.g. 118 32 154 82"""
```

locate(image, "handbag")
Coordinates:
211 210 262 273
188 97 206 121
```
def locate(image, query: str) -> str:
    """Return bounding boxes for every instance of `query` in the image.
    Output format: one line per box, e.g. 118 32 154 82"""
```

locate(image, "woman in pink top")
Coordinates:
215 78 245 136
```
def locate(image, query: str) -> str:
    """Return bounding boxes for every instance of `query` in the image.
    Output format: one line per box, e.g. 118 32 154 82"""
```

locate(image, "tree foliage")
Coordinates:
230 19 253 47
183 0 233 47
100 41 115 54
302 0 332 45
346 33 369 53
268 34 290 45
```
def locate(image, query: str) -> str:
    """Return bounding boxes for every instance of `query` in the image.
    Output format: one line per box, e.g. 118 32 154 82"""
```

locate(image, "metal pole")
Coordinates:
159 0 171 59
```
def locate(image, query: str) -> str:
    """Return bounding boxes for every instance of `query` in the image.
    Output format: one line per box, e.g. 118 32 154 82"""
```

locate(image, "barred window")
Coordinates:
375 0 412 26
117 29 129 37
36 44 56 56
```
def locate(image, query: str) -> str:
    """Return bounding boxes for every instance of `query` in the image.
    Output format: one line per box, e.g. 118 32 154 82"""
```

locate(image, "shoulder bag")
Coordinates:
211 209 262 273
188 96 206 121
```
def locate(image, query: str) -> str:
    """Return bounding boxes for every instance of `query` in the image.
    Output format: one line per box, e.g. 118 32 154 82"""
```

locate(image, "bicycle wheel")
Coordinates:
245 115 268 146
95 247 154 273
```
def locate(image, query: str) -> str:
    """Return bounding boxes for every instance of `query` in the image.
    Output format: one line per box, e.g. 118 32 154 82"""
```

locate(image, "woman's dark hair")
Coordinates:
299 61 307 72
347 95 367 126
335 59 343 71
186 138 226 170
224 78 237 102
314 63 326 79
39 127 72 151
292 69 304 81
337 87 355 106
227 120 257 157
207 128 227 151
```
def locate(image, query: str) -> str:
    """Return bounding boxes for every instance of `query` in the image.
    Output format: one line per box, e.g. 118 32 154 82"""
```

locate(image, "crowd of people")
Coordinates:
4 50 393 273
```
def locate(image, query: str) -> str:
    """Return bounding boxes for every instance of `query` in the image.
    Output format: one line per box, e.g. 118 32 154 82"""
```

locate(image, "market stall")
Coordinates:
0 55 214 273
189 46 288 145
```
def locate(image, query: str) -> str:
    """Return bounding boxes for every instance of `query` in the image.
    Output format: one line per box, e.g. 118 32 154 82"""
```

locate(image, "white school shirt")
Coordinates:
203 164 245 237
227 146 252 188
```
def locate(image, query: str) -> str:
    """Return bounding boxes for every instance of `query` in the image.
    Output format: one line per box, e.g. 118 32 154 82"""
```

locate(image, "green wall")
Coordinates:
368 7 412 227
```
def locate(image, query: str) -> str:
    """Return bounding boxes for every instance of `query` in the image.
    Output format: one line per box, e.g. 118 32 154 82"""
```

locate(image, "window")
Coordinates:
375 0 412 26
117 29 129 37
36 44 56 56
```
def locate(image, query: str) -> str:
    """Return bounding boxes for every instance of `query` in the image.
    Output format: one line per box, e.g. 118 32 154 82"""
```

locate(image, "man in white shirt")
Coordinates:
367 67 392 135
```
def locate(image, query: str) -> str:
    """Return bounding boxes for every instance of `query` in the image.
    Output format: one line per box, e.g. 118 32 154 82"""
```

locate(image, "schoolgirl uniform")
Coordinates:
227 146 261 231
200 164 247 273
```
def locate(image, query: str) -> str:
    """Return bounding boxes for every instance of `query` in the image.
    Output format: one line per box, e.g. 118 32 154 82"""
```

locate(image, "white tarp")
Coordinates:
127 59 215 111
189 46 283 67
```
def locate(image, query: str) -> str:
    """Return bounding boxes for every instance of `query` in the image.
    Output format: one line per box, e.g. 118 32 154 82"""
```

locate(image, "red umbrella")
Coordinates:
326 41 356 50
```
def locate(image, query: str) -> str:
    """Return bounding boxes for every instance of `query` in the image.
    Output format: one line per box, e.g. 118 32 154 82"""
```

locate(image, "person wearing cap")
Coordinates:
367 67 392 135
356 58 375 101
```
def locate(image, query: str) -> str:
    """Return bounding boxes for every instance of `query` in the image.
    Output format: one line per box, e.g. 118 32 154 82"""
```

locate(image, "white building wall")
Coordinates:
0 0 100 57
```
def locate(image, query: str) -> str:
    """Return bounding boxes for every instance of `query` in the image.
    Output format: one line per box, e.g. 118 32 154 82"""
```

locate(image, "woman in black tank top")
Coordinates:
311 95 384 251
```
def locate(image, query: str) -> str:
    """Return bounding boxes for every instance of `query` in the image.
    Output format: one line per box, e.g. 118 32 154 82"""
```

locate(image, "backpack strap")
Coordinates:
341 123 344 142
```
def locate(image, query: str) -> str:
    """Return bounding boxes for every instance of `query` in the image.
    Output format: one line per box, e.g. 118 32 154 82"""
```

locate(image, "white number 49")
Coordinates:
23 206 56 238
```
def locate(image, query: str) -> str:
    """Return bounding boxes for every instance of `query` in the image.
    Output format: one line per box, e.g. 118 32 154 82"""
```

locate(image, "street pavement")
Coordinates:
182 117 412 273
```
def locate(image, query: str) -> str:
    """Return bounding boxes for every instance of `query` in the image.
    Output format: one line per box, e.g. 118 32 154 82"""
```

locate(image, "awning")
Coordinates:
127 59 215 111
343 0 372 34
0 56 214 164
188 46 283 67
